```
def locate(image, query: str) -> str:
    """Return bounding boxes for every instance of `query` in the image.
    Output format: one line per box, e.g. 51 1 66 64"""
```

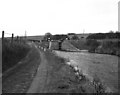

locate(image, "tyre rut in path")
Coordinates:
27 49 48 93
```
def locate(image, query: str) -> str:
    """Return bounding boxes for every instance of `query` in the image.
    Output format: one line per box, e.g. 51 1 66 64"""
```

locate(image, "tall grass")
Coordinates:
2 38 30 72
96 40 120 56
85 39 100 52
70 39 120 56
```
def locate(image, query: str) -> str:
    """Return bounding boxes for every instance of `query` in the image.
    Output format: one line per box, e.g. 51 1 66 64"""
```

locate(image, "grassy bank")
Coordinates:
43 50 106 93
70 39 120 57
2 38 30 72
96 40 120 56
3 44 41 93
69 39 89 50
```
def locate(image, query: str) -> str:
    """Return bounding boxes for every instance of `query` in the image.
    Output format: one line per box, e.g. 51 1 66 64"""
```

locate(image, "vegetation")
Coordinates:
67 33 76 35
69 39 100 52
43 50 106 93
86 32 120 56
2 38 30 72
85 39 100 52
96 40 120 56
70 38 120 56
87 32 120 39
3 44 41 93
69 40 89 50
43 32 52 41
51 34 70 41
43 32 70 41
71 35 79 40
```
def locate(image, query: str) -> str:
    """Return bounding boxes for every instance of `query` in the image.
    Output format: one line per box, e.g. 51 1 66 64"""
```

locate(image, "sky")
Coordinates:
118 1 120 31
0 0 119 37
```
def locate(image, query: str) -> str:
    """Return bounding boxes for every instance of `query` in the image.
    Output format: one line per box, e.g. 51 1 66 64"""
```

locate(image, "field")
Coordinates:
55 51 119 93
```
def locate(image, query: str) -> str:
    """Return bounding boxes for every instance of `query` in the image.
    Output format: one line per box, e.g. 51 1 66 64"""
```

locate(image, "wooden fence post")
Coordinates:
2 31 4 41
11 33 14 43
17 36 19 41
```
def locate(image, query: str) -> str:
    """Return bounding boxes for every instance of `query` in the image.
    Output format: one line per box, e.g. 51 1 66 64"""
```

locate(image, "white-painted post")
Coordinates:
49 41 52 49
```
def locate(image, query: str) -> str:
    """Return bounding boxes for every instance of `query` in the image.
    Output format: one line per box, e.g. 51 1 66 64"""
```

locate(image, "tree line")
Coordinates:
87 32 120 39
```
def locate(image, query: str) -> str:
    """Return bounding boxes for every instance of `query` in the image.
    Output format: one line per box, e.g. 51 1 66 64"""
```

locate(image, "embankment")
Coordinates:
2 39 30 72
3 43 41 93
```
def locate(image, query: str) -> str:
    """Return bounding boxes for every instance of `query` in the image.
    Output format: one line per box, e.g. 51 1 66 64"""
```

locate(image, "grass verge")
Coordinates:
2 44 41 93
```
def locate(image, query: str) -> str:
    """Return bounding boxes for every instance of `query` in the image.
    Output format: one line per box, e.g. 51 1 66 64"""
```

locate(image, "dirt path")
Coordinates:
27 49 48 93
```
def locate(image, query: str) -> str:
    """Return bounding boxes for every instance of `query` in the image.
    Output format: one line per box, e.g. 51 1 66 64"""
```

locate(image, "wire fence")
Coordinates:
1 31 27 44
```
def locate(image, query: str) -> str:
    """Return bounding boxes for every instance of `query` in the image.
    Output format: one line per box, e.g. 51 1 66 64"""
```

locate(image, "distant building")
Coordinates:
118 1 120 32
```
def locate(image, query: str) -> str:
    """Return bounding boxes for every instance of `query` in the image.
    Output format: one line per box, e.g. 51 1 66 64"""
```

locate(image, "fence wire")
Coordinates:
1 31 25 38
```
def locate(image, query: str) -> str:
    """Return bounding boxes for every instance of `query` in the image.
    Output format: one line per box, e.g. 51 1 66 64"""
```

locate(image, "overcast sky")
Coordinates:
0 0 119 37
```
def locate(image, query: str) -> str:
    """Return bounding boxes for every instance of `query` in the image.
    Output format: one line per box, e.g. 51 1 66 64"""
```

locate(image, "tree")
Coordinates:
71 35 79 40
43 32 52 41
109 30 114 33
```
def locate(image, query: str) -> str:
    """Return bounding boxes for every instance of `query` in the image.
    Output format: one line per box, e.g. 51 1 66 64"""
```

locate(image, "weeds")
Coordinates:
92 74 106 93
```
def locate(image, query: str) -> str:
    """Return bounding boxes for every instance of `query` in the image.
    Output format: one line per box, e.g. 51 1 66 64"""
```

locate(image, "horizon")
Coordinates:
0 0 119 37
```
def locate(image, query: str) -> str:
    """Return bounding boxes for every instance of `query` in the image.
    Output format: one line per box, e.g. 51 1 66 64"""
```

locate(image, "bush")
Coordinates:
85 39 100 52
101 40 120 56
95 40 120 56
92 74 105 93
87 32 120 39
71 35 79 40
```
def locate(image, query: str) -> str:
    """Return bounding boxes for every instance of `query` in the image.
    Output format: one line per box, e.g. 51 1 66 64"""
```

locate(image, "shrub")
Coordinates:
71 35 79 40
85 39 100 52
99 40 120 56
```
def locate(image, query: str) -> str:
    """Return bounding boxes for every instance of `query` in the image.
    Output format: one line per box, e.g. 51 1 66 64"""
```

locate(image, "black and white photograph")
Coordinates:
0 0 120 94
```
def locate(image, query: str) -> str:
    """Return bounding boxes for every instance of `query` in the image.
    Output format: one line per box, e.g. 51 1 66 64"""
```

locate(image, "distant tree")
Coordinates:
43 32 52 41
52 35 69 40
68 33 76 35
109 30 114 33
116 31 120 33
115 32 120 39
71 35 79 40
86 39 100 52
